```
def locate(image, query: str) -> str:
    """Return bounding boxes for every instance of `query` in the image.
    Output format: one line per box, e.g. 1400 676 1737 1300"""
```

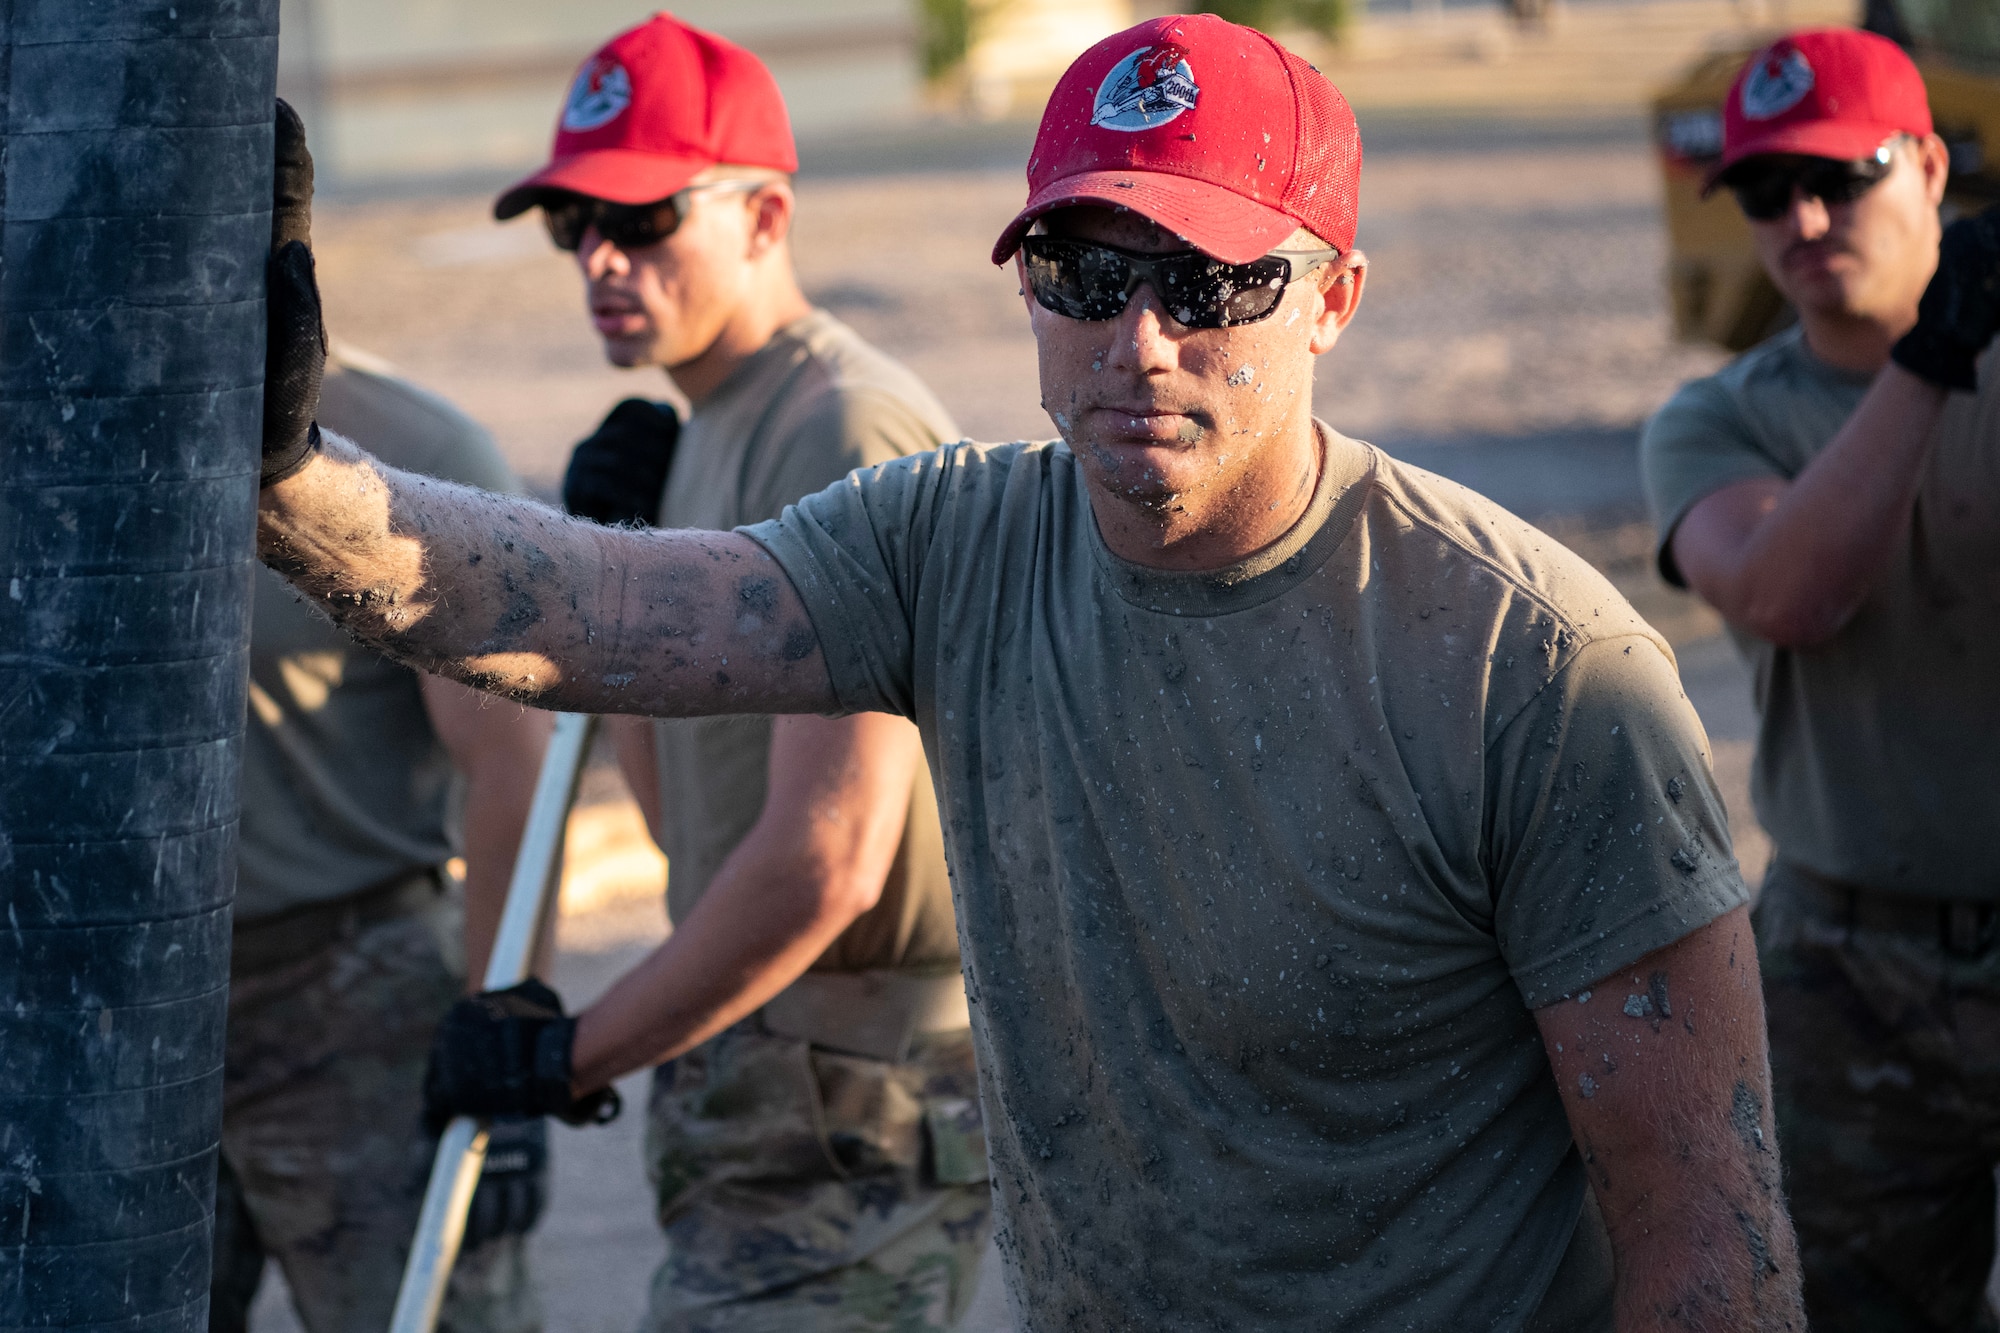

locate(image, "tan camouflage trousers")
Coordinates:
1758 862 2000 1333
211 886 539 1333
642 1021 992 1332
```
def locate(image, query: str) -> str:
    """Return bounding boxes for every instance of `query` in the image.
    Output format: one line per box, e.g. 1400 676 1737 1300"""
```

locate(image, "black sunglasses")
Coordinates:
1020 235 1341 330
541 181 760 252
1724 142 1899 222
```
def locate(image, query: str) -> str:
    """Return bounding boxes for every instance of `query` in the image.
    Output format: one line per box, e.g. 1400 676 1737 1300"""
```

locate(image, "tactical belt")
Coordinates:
230 868 443 977
761 968 970 1063
1785 863 2000 958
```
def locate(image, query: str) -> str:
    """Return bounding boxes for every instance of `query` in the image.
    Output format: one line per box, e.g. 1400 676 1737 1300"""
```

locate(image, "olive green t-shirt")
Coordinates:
746 424 1746 1330
1641 328 2000 896
653 309 962 971
235 354 520 922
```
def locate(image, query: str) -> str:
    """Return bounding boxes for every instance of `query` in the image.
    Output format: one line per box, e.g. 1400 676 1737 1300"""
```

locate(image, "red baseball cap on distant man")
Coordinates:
1710 26 1932 186
493 13 799 220
991 13 1362 266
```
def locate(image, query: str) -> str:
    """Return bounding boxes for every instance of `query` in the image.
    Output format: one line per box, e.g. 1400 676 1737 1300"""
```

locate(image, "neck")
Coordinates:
1797 300 1916 375
1089 416 1324 572
668 265 815 405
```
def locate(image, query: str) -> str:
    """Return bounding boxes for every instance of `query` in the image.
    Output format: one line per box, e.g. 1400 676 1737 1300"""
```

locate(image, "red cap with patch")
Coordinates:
494 13 798 220
991 13 1361 266
1715 27 1931 180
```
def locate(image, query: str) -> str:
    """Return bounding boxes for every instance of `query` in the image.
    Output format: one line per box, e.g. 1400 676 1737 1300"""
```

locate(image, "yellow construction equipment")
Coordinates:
1654 0 2000 350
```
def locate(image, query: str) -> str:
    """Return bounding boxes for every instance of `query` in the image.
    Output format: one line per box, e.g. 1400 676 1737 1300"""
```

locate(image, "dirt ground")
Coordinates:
251 61 1791 1332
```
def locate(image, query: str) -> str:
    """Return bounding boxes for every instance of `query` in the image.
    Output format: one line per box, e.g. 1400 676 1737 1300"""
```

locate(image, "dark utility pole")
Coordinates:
1 0 276 1326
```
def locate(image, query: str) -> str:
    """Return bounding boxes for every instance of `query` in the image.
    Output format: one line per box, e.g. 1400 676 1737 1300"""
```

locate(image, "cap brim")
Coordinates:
493 148 714 219
990 169 1305 266
1704 120 1903 194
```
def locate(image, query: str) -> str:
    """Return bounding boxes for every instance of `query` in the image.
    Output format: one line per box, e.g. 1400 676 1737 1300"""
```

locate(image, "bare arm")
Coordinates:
1536 905 1802 1331
607 715 665 847
567 710 921 1090
257 430 836 717
1670 363 1944 647
419 675 554 987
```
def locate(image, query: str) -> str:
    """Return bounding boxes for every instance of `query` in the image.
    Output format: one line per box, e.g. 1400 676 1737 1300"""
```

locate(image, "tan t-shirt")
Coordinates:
747 424 1746 1329
235 354 520 921
1642 328 2000 896
653 310 961 971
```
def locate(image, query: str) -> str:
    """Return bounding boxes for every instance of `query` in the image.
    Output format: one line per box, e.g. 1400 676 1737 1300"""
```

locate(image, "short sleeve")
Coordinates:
1486 634 1749 1009
740 448 952 721
751 388 951 525
1639 377 1785 587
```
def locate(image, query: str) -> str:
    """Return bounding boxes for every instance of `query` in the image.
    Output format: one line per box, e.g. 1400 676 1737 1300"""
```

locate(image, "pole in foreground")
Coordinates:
0 1 277 1327
389 712 600 1333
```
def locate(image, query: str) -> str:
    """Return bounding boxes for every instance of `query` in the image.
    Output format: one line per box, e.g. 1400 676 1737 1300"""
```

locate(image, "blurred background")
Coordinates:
258 0 1967 1327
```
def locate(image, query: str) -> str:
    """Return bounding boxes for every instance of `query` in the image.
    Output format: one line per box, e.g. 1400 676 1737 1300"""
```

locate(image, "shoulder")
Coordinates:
770 312 960 462
1642 327 1818 460
319 347 520 494
1359 448 1669 716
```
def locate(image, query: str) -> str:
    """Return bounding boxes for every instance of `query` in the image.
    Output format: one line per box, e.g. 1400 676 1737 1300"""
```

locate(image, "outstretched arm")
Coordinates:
258 429 836 718
1536 906 1804 1332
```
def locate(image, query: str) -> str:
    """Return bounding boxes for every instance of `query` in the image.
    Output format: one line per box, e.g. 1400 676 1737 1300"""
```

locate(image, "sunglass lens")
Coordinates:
1178 255 1289 328
1730 170 1795 222
542 200 589 251
1024 240 1128 320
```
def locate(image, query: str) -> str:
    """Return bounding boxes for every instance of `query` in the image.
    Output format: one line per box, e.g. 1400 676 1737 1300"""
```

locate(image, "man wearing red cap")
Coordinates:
258 14 1804 1328
488 15 989 1331
1641 26 2000 1331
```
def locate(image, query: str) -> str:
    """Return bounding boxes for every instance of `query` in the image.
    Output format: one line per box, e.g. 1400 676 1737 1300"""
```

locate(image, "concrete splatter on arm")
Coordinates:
257 429 835 718
1535 905 1804 1332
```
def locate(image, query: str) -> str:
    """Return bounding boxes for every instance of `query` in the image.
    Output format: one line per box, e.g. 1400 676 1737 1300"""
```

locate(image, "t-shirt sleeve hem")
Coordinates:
737 517 874 717
1510 867 1750 1010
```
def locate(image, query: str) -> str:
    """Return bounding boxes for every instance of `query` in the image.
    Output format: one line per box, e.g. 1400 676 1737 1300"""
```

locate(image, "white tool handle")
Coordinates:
387 710 599 1333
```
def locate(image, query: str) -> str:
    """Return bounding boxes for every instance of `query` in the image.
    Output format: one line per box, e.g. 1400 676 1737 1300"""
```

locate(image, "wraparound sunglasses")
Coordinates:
541 180 762 252
1723 140 1900 222
1020 234 1342 330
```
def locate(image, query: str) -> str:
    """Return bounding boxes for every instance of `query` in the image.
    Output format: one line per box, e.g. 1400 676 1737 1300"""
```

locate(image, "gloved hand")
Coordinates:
264 98 328 484
421 978 621 1134
562 398 680 527
460 1117 548 1249
1892 205 2000 392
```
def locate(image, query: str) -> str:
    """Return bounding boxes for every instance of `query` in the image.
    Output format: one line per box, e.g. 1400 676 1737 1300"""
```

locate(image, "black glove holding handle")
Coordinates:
562 397 680 527
421 978 621 1135
263 99 328 485
1892 204 2000 392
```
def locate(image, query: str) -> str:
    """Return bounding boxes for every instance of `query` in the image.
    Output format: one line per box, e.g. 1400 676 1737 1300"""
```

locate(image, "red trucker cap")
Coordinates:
1714 27 1931 182
991 13 1361 266
494 13 798 220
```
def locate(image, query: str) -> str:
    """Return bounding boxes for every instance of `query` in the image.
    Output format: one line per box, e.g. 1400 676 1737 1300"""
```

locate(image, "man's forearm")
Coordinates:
1539 908 1804 1331
257 430 834 717
1678 365 1945 645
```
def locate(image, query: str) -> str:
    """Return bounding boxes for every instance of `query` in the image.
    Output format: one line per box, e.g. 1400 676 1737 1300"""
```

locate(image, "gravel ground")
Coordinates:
256 105 1778 1332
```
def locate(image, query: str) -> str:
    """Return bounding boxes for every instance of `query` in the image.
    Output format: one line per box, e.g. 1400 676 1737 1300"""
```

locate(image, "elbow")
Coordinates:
816 864 887 928
1732 598 1852 650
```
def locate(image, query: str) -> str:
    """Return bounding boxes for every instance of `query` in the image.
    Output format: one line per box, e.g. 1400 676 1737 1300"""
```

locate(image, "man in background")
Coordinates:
492 15 989 1330
1641 28 2000 1330
213 341 554 1332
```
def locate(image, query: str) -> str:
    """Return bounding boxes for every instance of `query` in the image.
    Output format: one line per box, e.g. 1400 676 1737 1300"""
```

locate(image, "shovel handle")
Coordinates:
387 710 599 1333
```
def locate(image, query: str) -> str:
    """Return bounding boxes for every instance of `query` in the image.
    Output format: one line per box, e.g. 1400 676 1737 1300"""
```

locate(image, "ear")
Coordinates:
1916 133 1951 206
1307 250 1366 356
746 182 796 258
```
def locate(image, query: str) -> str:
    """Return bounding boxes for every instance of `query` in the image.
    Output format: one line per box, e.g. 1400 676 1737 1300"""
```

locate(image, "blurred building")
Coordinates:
278 0 1132 187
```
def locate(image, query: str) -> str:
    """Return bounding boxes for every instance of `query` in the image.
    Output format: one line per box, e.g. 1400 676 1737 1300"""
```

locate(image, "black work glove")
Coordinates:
562 398 680 527
1892 205 2000 392
263 98 328 485
421 979 621 1134
460 1117 548 1248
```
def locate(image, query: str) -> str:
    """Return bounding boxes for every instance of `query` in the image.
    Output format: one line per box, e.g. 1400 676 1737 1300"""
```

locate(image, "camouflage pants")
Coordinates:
1758 861 2000 1333
211 881 539 1333
642 1022 992 1332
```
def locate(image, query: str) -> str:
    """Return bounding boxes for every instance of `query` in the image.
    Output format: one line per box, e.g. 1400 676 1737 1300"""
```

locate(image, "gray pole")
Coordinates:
0 0 276 1326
